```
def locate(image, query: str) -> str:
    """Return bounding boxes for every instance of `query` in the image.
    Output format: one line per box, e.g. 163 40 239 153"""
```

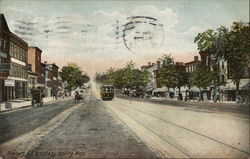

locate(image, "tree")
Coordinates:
195 22 249 97
211 26 229 87
175 71 189 94
133 69 150 89
159 53 174 65
194 27 228 100
95 60 150 90
122 61 136 88
61 63 89 89
221 22 250 96
113 68 125 89
157 53 177 90
104 67 116 85
194 29 218 53
158 65 178 90
189 65 213 98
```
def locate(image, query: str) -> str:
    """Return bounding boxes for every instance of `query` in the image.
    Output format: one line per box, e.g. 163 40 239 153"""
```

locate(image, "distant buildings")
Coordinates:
44 61 53 97
46 63 59 90
0 14 63 102
140 53 249 101
185 56 201 73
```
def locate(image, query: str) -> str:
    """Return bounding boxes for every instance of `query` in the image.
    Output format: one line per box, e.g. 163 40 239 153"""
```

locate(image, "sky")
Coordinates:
0 0 249 77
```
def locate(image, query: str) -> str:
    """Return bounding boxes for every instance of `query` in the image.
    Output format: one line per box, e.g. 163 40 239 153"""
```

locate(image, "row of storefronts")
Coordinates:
0 14 62 102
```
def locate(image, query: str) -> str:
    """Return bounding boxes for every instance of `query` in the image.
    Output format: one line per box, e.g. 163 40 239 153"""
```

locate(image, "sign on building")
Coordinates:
4 79 15 86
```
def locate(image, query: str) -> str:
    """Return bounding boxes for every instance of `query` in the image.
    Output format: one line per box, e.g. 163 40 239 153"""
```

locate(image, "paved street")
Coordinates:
0 98 75 144
0 81 249 158
0 86 157 159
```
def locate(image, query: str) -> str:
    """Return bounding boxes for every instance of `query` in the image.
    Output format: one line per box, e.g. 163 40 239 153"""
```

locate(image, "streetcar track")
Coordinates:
105 101 186 158
113 99 250 156
114 106 192 158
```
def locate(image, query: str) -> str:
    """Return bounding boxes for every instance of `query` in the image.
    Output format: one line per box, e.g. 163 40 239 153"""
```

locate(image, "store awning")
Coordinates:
188 86 200 92
153 87 174 92
224 82 250 91
241 82 250 90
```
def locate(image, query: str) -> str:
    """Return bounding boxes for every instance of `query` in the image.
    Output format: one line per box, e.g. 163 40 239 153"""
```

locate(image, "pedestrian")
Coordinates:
41 89 45 98
178 93 183 100
212 91 216 102
58 91 61 99
245 95 250 107
74 91 79 103
52 89 56 99
54 90 58 100
236 95 242 106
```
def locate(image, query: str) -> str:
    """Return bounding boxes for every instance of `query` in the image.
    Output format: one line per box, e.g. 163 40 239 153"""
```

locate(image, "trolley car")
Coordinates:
100 84 114 101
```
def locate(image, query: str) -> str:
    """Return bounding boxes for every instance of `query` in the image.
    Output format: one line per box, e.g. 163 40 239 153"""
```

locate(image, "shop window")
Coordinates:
9 45 11 56
14 47 16 58
17 49 20 60
0 40 2 50
20 50 22 61
2 41 5 50
1 40 4 51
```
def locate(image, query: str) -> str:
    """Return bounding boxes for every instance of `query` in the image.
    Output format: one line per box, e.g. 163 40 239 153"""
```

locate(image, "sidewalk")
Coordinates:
116 94 250 117
151 96 236 105
0 96 73 112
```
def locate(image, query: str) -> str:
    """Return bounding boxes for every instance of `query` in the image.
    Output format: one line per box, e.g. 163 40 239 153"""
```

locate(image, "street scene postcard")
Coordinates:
0 0 249 158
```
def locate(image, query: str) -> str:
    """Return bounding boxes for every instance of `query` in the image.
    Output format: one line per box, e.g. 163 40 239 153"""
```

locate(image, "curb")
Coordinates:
0 97 74 114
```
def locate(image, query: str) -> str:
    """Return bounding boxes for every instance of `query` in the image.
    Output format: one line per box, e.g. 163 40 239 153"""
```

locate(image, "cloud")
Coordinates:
131 5 178 28
5 6 31 14
6 4 203 76
182 26 203 36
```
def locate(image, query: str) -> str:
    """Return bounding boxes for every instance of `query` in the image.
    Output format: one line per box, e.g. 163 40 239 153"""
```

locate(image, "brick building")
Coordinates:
27 46 42 84
185 56 201 73
46 63 59 95
0 14 28 102
175 62 186 72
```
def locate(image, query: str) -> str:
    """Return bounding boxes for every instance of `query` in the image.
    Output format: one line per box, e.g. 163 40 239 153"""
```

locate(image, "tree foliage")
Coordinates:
159 53 174 65
221 22 249 95
158 65 177 89
189 65 213 92
95 61 150 89
195 22 249 96
194 29 218 53
61 63 90 89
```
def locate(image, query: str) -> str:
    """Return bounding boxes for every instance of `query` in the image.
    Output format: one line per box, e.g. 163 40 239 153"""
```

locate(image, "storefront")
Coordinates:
224 79 250 101
0 78 27 102
15 80 27 99
0 79 4 102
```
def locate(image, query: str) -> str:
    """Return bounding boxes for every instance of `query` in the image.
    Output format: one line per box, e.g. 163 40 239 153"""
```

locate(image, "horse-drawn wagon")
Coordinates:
31 89 44 106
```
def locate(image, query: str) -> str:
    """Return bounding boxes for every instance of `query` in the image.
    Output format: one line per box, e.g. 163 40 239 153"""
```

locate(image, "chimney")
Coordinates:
148 62 151 66
152 62 155 66
194 56 199 61
44 61 47 64
156 60 161 68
